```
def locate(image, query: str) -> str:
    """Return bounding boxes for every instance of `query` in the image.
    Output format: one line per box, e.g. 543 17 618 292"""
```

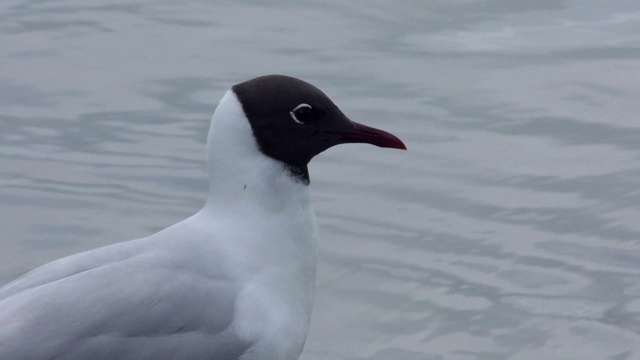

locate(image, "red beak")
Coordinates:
333 121 407 150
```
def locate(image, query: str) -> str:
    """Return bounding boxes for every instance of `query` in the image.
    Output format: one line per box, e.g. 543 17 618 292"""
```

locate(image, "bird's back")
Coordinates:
0 218 251 360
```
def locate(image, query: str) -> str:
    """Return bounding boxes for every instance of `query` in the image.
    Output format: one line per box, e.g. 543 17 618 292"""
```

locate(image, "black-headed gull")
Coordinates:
0 75 406 360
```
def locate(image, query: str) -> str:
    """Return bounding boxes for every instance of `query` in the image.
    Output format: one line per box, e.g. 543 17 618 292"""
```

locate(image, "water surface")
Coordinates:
1 1 640 359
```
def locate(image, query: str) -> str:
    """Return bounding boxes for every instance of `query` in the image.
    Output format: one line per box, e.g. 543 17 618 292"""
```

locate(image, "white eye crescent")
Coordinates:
290 103 313 124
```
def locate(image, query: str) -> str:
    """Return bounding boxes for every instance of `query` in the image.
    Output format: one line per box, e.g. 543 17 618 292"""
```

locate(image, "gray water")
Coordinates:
1 1 640 359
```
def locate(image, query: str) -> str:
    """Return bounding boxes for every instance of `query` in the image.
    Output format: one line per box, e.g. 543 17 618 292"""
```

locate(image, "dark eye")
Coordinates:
290 103 314 124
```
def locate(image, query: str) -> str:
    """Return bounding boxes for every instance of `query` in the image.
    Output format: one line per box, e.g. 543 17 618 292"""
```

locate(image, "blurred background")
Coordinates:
1 1 640 359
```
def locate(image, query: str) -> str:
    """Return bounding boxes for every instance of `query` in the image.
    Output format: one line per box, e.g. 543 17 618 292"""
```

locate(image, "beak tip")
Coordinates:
383 140 407 151
380 135 407 151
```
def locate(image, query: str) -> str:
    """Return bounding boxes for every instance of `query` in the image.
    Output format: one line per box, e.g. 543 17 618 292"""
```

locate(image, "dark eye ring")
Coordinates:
290 103 314 124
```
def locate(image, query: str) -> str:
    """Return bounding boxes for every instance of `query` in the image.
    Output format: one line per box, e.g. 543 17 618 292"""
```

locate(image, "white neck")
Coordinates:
204 90 309 212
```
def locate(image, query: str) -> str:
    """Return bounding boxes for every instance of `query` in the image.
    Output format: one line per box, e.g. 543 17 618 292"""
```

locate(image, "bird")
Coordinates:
0 74 406 360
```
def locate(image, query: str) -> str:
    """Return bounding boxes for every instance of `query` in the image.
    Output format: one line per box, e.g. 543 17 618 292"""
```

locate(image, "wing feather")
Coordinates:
0 239 251 360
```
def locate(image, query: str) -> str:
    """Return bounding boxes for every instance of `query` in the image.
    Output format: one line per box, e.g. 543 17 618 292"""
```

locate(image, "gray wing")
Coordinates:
0 241 252 360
